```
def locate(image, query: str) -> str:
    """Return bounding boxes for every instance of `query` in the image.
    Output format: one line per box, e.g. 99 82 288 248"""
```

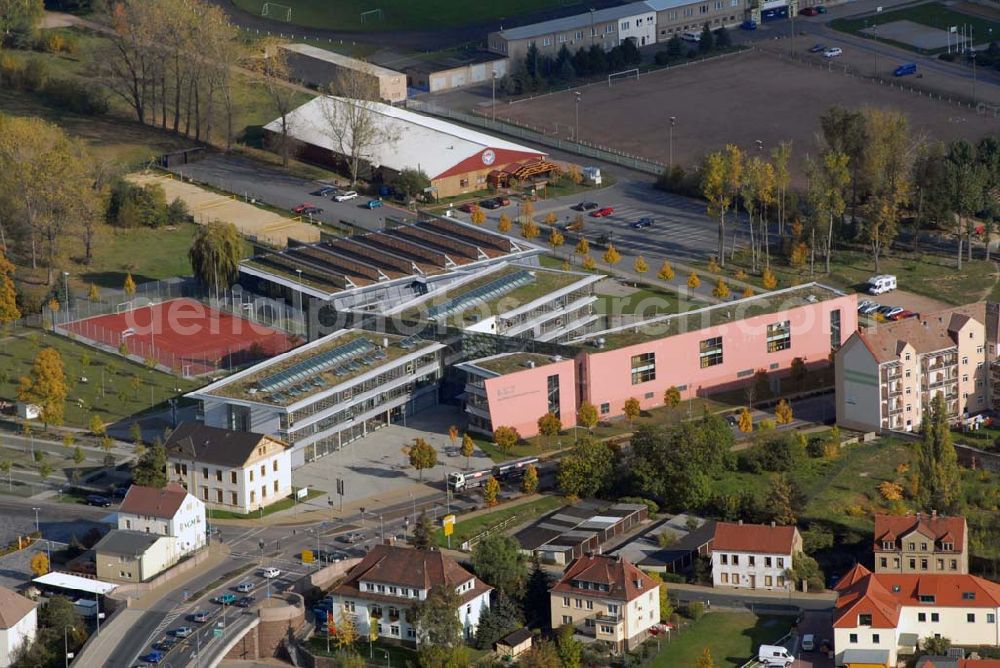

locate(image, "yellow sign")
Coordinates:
443 514 456 537
302 549 314 563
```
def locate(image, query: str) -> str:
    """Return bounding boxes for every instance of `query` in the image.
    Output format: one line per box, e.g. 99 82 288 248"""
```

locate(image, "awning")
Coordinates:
33 572 118 596
840 648 890 666
898 633 919 648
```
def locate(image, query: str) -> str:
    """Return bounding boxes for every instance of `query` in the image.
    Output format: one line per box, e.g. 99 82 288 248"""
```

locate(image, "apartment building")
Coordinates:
874 513 968 575
187 329 445 466
327 544 492 644
836 303 997 433
487 2 656 62
0 587 36 668
93 530 174 583
164 422 293 515
549 554 660 653
711 521 802 591
833 563 1000 666
645 0 750 41
117 483 206 560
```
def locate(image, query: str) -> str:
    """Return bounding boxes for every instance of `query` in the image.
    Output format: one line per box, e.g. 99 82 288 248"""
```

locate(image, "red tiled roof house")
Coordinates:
874 513 968 575
711 521 802 591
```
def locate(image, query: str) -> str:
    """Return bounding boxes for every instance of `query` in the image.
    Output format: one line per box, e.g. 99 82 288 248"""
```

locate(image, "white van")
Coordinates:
681 30 702 42
867 274 897 295
758 644 793 667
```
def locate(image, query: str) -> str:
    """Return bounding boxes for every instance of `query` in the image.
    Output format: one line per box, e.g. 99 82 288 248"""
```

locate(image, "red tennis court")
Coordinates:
61 298 298 376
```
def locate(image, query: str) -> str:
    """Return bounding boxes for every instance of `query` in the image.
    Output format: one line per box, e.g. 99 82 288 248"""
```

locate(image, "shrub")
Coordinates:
0 53 25 89
21 57 48 92
684 601 705 620
42 77 109 115
618 496 659 515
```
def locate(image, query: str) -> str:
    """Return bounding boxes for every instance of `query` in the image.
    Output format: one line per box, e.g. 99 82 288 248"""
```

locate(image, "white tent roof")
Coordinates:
265 96 545 180
33 572 118 595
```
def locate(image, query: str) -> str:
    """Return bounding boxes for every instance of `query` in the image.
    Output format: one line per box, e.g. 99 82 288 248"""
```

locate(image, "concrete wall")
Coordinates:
108 547 213 598
483 358 578 437
836 334 882 432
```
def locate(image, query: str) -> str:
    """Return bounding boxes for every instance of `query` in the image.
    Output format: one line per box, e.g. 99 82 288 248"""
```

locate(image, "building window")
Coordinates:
216 489 223 502
699 336 723 368
273 460 279 472
558 34 566 42
909 558 916 569
228 405 250 431
231 471 237 484
918 613 926 621
216 470 222 481
600 403 610 415
562 615 572 624
547 374 560 416
630 352 656 384
937 559 944 570
989 614 996 623
274 480 279 493
919 594 934 603
880 557 887 568
721 554 728 565
250 490 255 503
733 555 739 565
968 613 976 623
931 613 939 622
250 469 254 482
230 491 237 505
563 596 570 607
767 321 791 353
849 634 858 643
951 560 958 570
575 31 583 39
943 542 953 551
872 633 880 643
859 614 872 626
776 557 784 568
575 599 582 608
830 309 842 349
721 573 728 583
921 558 928 569
748 556 755 566
765 557 772 567
764 575 772 586
542 37 552 46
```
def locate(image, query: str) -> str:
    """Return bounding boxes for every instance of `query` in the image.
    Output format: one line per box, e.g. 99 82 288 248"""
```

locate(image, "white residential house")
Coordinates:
118 482 206 561
711 521 803 591
327 544 492 645
833 563 1000 666
164 422 293 515
0 587 36 668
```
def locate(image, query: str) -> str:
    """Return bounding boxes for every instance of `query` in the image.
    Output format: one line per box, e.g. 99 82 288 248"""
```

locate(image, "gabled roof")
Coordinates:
550 554 659 602
874 513 966 551
164 422 288 469
119 483 189 519
858 303 986 364
712 522 799 555
0 586 36 629
93 529 164 557
834 564 1000 629
332 544 491 605
494 2 654 40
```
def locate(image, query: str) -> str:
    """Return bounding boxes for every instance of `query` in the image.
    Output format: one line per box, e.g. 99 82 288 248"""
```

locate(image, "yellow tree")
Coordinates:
738 407 753 433
548 228 565 255
470 207 486 225
448 425 459 449
521 220 540 241
602 243 621 275
537 412 562 446
335 610 358 649
696 647 715 668
582 255 596 271
742 286 754 298
30 552 49 577
460 433 474 468
498 213 512 233
633 255 649 279
762 267 778 289
123 272 136 297
0 247 20 327
664 386 681 408
18 347 67 427
544 212 558 225
89 414 106 436
521 464 539 494
702 145 743 267
521 200 535 224
483 477 500 506
775 399 794 424
687 272 701 289
407 438 437 480
657 260 674 281
87 283 99 301
712 278 730 298
623 397 641 427
493 425 520 454
577 401 599 432
574 237 589 258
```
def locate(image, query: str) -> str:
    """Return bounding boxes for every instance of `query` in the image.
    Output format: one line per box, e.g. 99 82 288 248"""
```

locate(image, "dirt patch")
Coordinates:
594 278 639 297
862 289 952 314
129 171 320 247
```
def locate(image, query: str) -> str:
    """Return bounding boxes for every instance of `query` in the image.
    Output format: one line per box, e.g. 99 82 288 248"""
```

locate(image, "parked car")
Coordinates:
493 196 511 207
312 186 336 197
458 202 478 213
860 303 881 315
365 199 383 209
632 218 654 229
236 596 256 608
172 626 194 638
823 47 844 58
573 201 599 211
333 190 358 202
479 198 501 210
799 6 819 15
857 300 875 312
86 494 111 507
590 207 614 218
893 63 917 77
340 532 364 544
214 593 237 605
262 567 281 578
191 611 210 623
152 638 176 651
808 43 826 53
801 634 816 651
143 650 165 664
292 203 323 215
740 19 758 30
890 309 916 321
884 306 904 319
235 581 254 593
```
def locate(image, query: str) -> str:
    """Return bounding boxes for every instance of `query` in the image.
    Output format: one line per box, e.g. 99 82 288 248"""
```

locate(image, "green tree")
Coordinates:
474 593 523 649
0 0 44 46
807 150 851 274
915 393 961 512
576 402 598 432
38 461 52 483
483 476 501 506
524 553 552 629
408 438 438 480
413 585 468 668
556 437 613 499
555 623 581 668
859 108 912 272
664 386 681 408
0 247 20 327
646 571 674 621
0 460 12 490
412 510 433 550
922 635 951 655
537 412 561 444
765 473 796 525
392 168 431 199
17 347 67 427
623 397 641 427
72 445 85 465
699 22 714 53
944 139 988 269
472 534 527 599
521 464 539 494
519 640 560 668
788 551 825 592
188 220 243 292
493 426 520 454
460 433 475 468
132 439 167 487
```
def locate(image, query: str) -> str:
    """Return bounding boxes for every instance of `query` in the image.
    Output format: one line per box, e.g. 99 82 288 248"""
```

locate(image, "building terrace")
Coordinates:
465 352 564 376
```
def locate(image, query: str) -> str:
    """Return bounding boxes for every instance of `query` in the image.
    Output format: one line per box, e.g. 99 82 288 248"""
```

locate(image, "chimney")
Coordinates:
738 519 743 526
770 521 775 527
932 509 938 518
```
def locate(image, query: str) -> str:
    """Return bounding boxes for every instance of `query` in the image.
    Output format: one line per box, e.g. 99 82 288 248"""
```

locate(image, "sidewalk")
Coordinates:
667 581 837 604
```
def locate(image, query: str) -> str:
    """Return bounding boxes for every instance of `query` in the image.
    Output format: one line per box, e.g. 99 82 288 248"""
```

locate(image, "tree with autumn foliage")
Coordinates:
493 426 520 454
498 213 512 233
0 247 19 327
521 220 540 241
577 401 598 432
470 207 486 225
712 278 730 298
537 412 562 445
664 386 681 408
408 438 437 480
582 255 596 271
688 272 701 289
123 272 136 297
461 433 475 468
522 464 539 494
623 397 641 427
548 228 565 254
775 399 794 424
483 477 500 506
574 237 589 258
18 347 67 427
657 259 674 281
738 407 753 433
602 243 621 275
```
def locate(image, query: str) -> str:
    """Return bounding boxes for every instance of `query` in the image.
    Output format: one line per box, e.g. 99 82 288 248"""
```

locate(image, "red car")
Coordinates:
458 202 478 213
590 207 615 218
292 203 323 215
799 6 819 15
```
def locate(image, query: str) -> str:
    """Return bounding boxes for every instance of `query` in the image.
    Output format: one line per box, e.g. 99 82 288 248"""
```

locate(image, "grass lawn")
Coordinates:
696 249 998 307
0 328 199 429
232 0 579 31
831 2 1000 54
650 613 791 667
206 488 325 519
79 222 204 289
433 495 565 548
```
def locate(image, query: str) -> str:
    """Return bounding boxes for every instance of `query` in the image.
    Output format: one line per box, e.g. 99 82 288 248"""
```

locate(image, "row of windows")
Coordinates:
561 596 619 615
718 553 785 568
720 573 785 587
174 460 280 484
198 480 279 506
879 556 960 570
849 612 996 643
880 540 956 552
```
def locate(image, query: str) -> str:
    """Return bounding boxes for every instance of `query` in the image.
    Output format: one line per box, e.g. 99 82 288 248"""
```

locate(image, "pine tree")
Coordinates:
524 554 552 629
915 393 961 512
412 511 433 550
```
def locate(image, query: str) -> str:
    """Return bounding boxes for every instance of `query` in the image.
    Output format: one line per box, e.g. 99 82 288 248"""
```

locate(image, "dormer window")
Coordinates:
859 614 873 626
892 585 901 593
908 542 915 551
963 592 976 600
943 542 954 551
919 595 935 604
881 541 894 550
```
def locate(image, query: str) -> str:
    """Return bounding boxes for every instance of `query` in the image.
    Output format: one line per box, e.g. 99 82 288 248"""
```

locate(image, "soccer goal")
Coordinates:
261 2 292 22
115 300 134 315
608 68 639 87
360 8 384 24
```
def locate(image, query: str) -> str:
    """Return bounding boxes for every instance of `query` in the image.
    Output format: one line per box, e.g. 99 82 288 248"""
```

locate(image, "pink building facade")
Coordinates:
461 284 857 437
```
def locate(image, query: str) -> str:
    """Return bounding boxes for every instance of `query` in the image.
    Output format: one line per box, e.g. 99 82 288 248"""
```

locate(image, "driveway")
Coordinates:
792 611 835 668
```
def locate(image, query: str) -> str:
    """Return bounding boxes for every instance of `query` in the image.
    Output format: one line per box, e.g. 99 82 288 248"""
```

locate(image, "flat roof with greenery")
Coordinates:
575 282 846 350
466 352 566 377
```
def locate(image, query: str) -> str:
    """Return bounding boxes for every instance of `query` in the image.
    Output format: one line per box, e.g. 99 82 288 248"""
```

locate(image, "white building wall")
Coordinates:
619 11 657 47
118 492 205 559
711 550 792 590
834 626 900 665
836 336 883 432
0 609 36 668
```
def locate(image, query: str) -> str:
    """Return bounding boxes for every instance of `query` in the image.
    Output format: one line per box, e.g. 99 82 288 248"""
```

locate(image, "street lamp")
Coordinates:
32 507 40 534
755 139 764 153
380 648 391 667
491 70 498 122
873 6 883 76
64 626 74 667
668 116 676 167
574 91 581 142
62 272 69 314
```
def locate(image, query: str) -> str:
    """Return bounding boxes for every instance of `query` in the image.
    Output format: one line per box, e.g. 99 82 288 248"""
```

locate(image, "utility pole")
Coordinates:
574 91 581 142
491 70 498 122
873 6 882 77
669 116 676 168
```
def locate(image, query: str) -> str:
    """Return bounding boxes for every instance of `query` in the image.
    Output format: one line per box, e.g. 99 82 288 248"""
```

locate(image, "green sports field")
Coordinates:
235 0 584 31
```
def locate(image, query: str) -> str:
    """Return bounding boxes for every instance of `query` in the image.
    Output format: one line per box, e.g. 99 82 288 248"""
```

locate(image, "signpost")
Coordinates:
336 478 344 512
443 514 456 549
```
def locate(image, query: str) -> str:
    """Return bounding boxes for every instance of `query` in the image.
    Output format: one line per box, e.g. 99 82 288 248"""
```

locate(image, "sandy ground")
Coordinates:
493 49 998 184
129 172 320 247
859 288 953 314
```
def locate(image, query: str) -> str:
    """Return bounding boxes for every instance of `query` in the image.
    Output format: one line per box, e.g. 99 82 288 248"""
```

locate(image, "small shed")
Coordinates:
496 628 532 660
838 648 891 668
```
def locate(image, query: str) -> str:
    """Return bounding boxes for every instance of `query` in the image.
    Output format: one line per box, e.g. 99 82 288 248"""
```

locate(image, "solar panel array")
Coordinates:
396 226 480 261
365 232 448 267
421 219 514 253
428 270 534 320
332 239 412 275
398 335 423 349
257 337 375 393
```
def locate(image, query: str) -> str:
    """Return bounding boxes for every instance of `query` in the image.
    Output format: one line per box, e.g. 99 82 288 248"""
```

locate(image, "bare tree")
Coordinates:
249 39 301 166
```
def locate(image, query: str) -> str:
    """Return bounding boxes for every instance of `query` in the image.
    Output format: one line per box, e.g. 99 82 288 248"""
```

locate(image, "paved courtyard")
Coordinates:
291 404 495 504
860 20 964 50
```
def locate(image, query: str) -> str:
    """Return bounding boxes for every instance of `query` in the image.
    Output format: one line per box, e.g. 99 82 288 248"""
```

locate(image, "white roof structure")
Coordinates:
33 572 118 595
265 96 546 180
280 44 404 79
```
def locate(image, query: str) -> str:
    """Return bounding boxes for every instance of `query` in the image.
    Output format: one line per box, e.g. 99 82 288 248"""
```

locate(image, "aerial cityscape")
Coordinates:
0 0 998 667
